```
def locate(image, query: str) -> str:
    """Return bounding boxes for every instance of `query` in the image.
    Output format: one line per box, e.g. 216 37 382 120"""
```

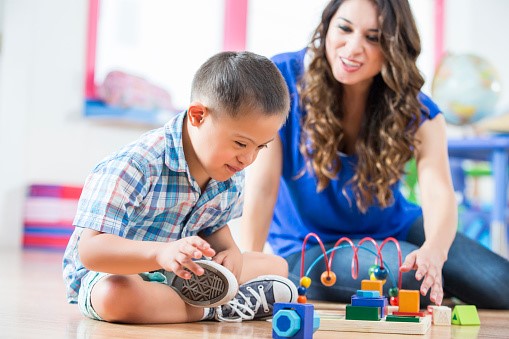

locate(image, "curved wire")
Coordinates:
300 233 329 279
304 244 397 289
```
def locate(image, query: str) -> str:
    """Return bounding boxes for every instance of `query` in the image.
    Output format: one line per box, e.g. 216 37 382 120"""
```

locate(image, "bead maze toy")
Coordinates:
295 232 432 335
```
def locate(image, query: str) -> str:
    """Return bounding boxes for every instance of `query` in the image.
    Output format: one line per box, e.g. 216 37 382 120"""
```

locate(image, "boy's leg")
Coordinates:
83 272 205 324
240 251 289 283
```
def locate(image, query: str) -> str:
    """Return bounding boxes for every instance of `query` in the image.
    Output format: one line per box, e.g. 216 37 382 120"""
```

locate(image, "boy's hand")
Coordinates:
156 236 216 279
400 245 446 305
212 248 243 282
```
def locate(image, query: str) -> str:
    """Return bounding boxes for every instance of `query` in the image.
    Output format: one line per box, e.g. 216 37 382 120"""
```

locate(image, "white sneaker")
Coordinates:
164 260 238 308
206 275 298 322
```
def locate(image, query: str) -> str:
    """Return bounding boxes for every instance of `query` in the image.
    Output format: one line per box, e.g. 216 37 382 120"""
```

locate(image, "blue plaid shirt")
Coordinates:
63 112 244 303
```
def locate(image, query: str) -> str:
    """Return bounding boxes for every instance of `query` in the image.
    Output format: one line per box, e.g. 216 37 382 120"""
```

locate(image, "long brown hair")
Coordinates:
299 0 425 212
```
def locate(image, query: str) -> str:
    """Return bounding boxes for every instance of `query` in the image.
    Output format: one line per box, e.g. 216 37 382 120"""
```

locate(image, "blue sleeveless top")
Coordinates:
268 48 441 258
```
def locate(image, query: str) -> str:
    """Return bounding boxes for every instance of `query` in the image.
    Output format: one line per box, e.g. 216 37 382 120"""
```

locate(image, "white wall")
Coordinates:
0 0 148 248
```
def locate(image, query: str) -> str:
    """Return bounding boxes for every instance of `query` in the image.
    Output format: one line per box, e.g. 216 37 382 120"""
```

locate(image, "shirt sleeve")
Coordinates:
419 91 442 120
73 155 147 236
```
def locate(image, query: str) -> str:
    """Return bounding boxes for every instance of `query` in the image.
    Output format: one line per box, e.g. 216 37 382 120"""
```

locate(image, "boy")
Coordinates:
63 51 295 324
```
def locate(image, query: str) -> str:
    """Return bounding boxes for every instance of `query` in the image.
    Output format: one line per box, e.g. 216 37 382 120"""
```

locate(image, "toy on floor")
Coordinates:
272 302 320 339
295 232 433 335
297 232 403 304
451 305 481 325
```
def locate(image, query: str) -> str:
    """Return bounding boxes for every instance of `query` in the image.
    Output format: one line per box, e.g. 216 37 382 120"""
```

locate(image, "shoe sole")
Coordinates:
165 260 238 307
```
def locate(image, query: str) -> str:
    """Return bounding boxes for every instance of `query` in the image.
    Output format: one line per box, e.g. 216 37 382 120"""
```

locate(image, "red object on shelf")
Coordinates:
23 184 82 251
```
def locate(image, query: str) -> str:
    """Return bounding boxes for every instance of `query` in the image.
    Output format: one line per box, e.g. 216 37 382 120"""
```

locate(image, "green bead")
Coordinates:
389 287 399 297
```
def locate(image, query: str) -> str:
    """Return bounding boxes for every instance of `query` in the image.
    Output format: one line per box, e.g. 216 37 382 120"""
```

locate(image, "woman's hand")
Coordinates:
156 236 216 279
400 244 447 305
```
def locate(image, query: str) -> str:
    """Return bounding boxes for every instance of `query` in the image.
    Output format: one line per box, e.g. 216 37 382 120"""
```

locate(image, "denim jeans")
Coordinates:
285 216 509 309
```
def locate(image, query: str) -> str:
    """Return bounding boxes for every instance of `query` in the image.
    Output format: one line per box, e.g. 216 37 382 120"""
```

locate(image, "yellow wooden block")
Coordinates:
361 279 383 296
398 290 420 313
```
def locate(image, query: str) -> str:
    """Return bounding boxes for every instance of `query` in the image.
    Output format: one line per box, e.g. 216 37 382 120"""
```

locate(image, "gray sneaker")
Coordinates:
207 275 298 322
163 260 238 308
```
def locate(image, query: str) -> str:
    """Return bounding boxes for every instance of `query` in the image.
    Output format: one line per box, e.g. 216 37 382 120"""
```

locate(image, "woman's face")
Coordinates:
325 0 384 90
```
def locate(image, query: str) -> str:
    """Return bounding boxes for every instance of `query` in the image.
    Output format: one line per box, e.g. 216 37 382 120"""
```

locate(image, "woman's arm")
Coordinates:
240 135 283 252
401 114 457 304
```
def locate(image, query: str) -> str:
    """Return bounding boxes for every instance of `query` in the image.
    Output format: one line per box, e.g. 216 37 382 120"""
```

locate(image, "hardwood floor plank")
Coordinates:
0 249 507 338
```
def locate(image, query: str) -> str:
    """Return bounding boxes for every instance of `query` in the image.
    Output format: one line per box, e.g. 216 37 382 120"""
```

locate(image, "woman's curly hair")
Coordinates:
299 0 425 212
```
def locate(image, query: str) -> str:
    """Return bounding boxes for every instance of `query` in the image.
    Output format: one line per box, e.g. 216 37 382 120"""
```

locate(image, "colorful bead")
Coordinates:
374 266 388 280
368 264 379 276
300 276 312 288
389 287 399 297
320 271 337 287
390 296 399 306
369 272 377 281
297 286 307 296
297 295 307 304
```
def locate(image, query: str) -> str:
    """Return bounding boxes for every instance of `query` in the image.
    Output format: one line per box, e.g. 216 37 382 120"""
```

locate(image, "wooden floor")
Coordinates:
1 249 508 339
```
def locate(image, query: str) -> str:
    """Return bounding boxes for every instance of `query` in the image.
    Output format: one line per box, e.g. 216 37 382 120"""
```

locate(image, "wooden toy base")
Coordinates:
317 311 432 335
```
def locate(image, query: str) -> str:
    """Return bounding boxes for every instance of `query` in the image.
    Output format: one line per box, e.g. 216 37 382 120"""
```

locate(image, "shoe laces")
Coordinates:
215 285 270 322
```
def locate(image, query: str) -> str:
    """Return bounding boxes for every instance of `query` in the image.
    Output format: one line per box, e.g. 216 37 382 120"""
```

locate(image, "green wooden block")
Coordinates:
346 305 380 321
385 315 420 323
451 305 480 325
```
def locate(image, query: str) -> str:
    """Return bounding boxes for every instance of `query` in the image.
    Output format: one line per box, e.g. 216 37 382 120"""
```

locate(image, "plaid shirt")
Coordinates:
63 112 244 303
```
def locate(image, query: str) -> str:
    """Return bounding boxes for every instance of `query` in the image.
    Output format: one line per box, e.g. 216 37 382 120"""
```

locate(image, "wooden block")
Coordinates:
387 305 399 315
393 311 425 317
346 305 380 321
356 290 380 298
385 315 420 323
451 305 480 325
361 280 383 296
398 290 420 313
318 311 432 335
351 295 388 317
429 306 451 326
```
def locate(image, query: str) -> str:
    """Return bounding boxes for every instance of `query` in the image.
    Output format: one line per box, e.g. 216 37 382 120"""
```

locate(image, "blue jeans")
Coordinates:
285 217 509 309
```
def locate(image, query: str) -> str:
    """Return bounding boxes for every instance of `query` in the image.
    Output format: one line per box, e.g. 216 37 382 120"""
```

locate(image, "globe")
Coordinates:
431 53 501 125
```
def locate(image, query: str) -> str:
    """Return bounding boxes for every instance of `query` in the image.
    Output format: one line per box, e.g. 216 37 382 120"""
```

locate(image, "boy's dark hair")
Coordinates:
191 51 290 118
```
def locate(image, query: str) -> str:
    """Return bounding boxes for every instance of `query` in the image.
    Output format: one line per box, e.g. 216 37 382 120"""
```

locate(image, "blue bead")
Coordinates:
368 264 379 276
374 266 388 280
298 286 307 296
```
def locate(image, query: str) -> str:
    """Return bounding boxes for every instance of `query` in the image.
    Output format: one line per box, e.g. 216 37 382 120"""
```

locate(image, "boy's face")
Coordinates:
185 104 285 187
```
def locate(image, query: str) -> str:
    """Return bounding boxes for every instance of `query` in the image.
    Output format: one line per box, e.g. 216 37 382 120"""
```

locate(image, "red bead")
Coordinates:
390 296 399 306
297 295 307 304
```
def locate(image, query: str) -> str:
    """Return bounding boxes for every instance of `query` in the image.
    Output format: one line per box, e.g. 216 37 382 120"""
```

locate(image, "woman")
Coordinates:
241 0 509 308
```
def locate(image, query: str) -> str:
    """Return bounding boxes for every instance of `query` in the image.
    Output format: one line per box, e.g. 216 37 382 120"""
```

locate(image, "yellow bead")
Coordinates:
300 276 312 288
320 271 337 287
297 295 307 304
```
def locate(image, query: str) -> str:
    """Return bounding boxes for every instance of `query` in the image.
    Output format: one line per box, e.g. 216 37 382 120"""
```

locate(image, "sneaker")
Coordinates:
163 259 238 308
206 275 298 322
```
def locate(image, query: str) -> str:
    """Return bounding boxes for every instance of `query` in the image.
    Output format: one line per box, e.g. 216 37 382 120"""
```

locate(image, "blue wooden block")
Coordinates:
351 295 388 318
273 302 316 339
356 290 381 298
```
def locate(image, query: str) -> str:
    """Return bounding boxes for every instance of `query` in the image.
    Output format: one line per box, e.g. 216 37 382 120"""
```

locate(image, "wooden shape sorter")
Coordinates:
317 310 432 335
